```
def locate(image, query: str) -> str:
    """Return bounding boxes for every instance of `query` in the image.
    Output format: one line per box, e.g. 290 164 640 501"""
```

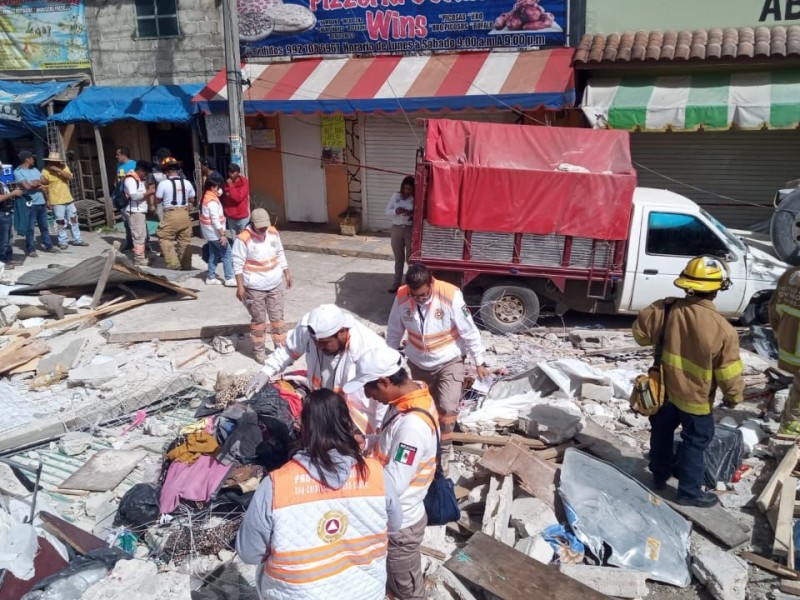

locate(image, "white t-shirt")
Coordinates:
156 176 196 208
123 174 147 214
385 192 414 226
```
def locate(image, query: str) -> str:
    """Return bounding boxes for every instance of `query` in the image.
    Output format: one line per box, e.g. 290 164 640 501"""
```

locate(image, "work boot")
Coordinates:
165 261 181 270
676 491 719 508
134 256 149 268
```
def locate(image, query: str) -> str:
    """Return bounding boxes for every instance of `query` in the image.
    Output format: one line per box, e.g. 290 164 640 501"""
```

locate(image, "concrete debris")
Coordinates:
518 402 584 444
569 329 626 350
0 304 20 327
509 496 557 539
691 537 748 600
58 431 94 456
559 564 649 599
580 382 613 403
514 535 553 564
82 558 191 600
618 411 648 429
68 355 118 385
738 420 768 456
211 334 237 354
481 475 515 546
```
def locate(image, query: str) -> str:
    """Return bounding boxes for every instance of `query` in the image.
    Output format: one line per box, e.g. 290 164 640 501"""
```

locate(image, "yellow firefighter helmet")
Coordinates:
674 256 731 292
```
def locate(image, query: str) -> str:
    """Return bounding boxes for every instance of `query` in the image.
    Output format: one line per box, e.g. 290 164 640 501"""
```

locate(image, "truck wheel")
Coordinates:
771 190 800 265
479 285 540 334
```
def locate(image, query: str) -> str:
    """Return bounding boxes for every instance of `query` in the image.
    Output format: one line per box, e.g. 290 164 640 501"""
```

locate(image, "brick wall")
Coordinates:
85 0 224 86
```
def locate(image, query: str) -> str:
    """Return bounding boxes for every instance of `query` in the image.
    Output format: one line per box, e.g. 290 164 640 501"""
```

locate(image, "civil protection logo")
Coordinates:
317 510 348 543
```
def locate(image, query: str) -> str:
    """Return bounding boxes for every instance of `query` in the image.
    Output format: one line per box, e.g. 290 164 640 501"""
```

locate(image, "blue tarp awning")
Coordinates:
50 84 203 126
0 80 78 138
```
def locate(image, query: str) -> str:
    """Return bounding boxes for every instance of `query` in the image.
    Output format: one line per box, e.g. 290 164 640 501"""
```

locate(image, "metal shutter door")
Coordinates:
631 131 800 229
364 112 517 231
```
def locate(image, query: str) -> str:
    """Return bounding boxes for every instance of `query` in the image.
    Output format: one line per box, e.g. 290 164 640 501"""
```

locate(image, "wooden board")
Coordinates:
450 432 547 449
91 241 119 308
480 440 558 508
107 323 257 343
741 551 800 581
445 532 608 600
758 445 800 513
0 341 50 375
576 419 751 549
781 579 800 596
58 449 146 492
775 477 798 559
40 511 109 554
111 263 198 299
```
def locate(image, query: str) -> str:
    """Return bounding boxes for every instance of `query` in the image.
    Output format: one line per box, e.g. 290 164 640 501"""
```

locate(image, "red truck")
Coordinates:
410 119 785 333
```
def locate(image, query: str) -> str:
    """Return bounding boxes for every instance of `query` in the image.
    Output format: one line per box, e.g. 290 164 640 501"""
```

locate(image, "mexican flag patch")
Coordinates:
394 443 417 465
462 305 470 318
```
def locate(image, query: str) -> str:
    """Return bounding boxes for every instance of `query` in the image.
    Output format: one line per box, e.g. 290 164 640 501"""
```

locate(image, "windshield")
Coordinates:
700 209 747 253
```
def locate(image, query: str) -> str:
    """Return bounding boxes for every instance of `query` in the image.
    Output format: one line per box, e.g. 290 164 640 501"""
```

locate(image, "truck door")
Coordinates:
630 210 747 315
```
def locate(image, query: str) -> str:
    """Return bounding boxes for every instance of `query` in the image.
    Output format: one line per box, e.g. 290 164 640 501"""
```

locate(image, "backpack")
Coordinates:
111 175 134 211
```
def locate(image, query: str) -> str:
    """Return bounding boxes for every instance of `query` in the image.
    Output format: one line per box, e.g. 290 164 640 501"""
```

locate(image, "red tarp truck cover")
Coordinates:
423 119 637 241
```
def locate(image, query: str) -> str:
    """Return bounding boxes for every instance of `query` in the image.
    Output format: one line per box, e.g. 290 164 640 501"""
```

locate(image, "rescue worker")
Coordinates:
122 161 155 267
343 347 438 600
237 388 402 600
232 208 292 363
633 256 745 507
386 263 490 456
769 265 800 434
155 157 195 270
246 304 389 436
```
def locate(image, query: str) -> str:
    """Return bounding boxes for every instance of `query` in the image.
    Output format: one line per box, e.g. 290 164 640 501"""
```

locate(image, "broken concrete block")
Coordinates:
618 411 648 429
510 497 557 539
581 382 613 403
514 535 553 564
569 329 625 350
68 356 118 385
84 491 116 518
211 335 237 355
559 564 648 599
519 404 583 444
691 539 747 600
0 304 19 327
58 431 93 456
774 389 789 417
481 475 514 545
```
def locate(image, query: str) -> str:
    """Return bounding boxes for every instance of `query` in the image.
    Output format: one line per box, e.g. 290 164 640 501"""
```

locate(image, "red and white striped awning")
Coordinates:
194 49 575 115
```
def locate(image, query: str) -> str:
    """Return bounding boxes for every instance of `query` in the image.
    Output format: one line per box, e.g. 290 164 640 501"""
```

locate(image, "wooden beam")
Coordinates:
758 445 800 513
781 579 800 596
445 532 608 600
107 322 259 343
0 342 49 375
741 551 800 581
39 511 110 555
110 262 199 299
91 241 120 309
775 477 798 559
93 126 114 227
480 440 558 508
450 432 547 450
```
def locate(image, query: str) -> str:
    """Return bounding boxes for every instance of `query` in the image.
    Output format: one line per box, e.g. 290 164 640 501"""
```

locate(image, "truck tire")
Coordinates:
771 190 800 265
479 285 540 334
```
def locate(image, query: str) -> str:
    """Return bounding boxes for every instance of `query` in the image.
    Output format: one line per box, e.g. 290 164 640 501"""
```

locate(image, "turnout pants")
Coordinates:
780 373 800 435
157 207 192 269
409 357 464 447
243 283 286 358
387 515 426 600
649 400 715 499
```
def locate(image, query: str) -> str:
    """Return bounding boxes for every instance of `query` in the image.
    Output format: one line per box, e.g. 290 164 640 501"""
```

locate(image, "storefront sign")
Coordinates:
0 1 90 71
250 128 277 148
205 114 231 144
239 0 567 58
587 0 800 32
321 116 346 149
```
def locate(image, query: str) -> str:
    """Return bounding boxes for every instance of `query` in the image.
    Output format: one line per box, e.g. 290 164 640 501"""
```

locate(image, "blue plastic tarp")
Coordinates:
0 80 76 138
50 85 203 126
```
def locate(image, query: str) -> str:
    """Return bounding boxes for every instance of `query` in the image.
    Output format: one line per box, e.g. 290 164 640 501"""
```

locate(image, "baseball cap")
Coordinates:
307 304 353 339
342 347 404 394
18 150 33 162
251 208 271 228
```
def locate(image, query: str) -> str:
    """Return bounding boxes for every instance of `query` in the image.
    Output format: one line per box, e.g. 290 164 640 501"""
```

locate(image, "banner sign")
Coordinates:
0 0 91 71
239 0 567 58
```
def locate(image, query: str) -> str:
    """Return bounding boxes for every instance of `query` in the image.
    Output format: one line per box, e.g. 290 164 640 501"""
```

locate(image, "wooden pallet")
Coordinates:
74 199 109 230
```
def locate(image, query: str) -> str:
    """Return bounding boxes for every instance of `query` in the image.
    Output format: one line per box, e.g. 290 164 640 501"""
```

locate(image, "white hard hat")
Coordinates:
342 346 404 394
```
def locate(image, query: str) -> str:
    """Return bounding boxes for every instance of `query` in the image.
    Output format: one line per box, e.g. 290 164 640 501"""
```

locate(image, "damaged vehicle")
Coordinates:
411 119 786 333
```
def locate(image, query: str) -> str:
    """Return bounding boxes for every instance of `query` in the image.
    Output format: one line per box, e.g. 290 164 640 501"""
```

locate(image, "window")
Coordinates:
646 212 729 258
135 0 180 38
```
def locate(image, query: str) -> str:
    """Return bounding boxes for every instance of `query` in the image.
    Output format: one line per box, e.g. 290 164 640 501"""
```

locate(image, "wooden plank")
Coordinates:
111 263 199 299
40 511 110 555
0 342 49 375
781 579 800 595
93 125 114 227
741 551 800 581
450 432 547 449
445 532 608 600
480 440 558 508
90 241 120 308
577 418 751 549
107 322 256 343
58 449 147 492
758 445 800 513
176 347 209 369
775 477 798 559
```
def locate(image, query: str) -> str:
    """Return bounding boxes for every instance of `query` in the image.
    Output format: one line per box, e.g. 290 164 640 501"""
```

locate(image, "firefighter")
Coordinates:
386 263 489 461
633 256 744 508
769 265 800 434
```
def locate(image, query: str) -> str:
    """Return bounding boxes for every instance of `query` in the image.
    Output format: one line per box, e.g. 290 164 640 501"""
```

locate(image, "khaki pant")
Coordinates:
128 212 148 263
244 283 286 355
387 514 427 600
157 208 192 269
391 224 412 287
409 357 464 446
780 373 800 435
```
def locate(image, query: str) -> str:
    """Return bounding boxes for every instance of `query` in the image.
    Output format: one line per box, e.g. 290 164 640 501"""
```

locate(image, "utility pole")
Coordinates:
221 0 248 176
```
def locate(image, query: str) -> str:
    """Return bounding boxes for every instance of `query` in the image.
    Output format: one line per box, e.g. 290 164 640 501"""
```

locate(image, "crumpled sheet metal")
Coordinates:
558 448 692 587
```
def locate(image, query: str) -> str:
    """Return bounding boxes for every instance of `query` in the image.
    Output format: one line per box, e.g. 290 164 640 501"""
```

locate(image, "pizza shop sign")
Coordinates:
760 0 800 21
238 0 568 58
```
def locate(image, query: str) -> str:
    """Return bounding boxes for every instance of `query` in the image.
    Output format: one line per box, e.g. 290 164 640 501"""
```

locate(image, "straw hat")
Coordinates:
43 151 64 163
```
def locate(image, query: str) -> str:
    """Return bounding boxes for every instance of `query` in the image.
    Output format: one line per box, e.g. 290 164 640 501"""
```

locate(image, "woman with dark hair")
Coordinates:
237 389 402 600
385 175 415 293
199 176 234 286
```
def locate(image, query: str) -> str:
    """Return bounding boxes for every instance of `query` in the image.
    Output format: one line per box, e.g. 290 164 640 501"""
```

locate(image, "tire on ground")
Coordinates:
770 190 800 266
479 284 540 334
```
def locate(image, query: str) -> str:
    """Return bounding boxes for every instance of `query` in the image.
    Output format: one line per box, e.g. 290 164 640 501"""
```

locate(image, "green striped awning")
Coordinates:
582 71 800 131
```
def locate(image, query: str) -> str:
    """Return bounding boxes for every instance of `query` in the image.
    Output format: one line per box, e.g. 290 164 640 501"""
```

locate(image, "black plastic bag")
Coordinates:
115 483 161 531
674 425 743 487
